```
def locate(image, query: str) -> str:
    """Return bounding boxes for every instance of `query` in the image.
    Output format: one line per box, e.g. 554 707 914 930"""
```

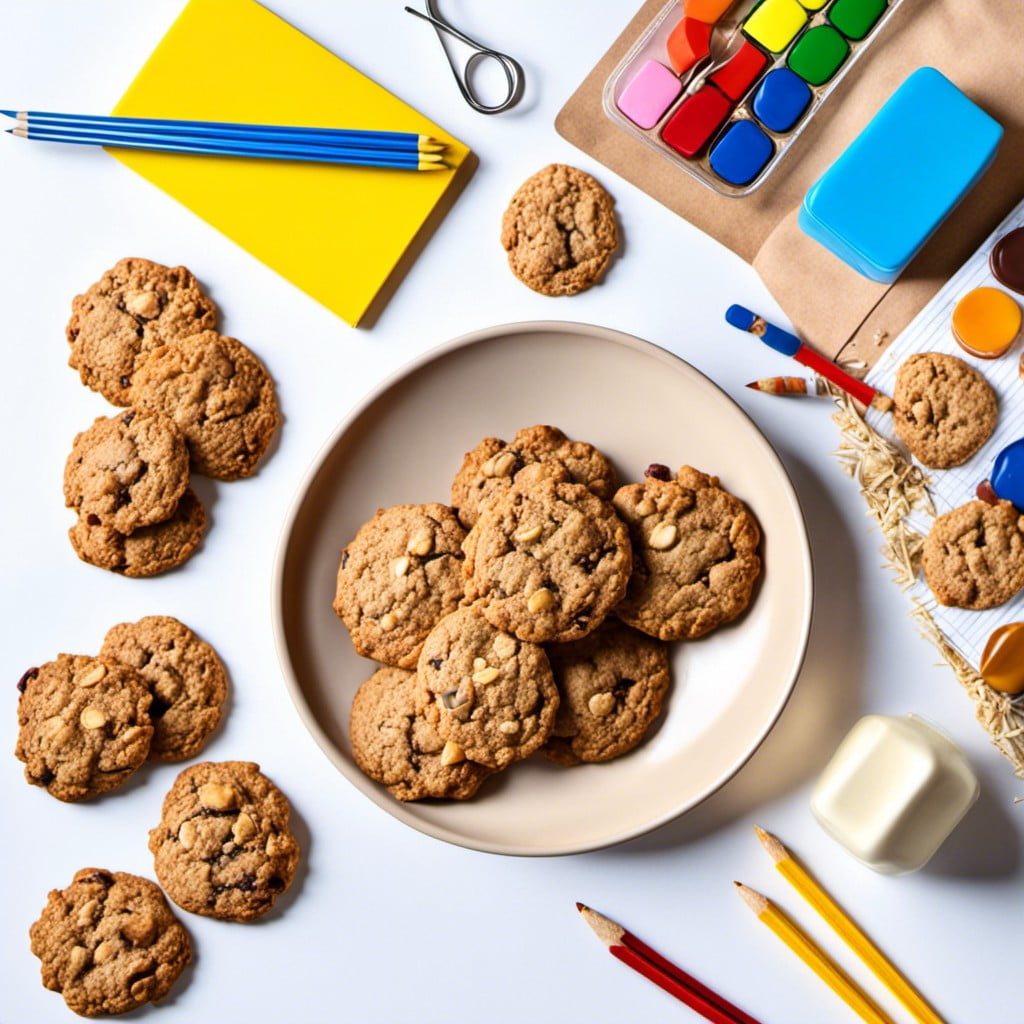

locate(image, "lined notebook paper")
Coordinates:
865 198 1024 668
110 0 472 326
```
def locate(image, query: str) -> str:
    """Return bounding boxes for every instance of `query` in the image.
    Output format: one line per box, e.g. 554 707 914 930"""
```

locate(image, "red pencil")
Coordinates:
576 903 763 1024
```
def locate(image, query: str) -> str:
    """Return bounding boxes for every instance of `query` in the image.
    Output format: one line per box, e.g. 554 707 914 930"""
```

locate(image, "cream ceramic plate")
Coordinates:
273 322 812 855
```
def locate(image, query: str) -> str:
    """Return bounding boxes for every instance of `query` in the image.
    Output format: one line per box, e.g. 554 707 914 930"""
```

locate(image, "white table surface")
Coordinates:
1 3 1020 1023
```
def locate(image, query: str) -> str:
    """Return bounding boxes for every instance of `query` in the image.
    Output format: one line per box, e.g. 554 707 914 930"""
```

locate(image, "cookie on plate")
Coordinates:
416 607 558 769
500 164 619 296
63 408 190 535
921 499 1024 609
544 621 671 766
350 666 494 800
69 488 206 577
100 615 228 762
29 867 192 1017
129 330 280 480
892 352 997 468
15 655 153 802
149 760 300 922
333 503 467 669
451 424 618 528
462 475 631 644
66 257 217 406
612 466 761 640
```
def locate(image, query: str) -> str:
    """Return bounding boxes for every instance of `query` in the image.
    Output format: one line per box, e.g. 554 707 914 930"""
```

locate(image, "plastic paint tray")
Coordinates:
602 0 907 197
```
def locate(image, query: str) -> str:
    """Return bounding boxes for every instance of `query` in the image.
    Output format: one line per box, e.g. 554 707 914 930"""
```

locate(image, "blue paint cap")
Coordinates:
752 68 812 133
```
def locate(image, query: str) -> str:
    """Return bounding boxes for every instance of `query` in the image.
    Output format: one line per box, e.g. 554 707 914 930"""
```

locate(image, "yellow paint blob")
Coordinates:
951 286 1021 358
743 0 808 52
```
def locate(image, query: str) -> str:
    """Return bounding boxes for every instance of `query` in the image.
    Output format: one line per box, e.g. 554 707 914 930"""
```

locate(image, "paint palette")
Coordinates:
603 0 906 197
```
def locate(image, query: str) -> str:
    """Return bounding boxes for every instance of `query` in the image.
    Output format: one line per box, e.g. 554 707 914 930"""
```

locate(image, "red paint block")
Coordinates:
661 86 733 158
709 41 769 100
666 17 712 75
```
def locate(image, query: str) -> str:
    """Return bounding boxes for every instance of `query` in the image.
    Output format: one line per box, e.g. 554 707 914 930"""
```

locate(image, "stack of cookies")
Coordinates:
63 257 281 576
333 425 762 802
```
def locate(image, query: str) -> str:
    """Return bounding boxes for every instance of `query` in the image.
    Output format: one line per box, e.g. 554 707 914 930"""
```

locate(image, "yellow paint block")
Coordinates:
109 0 472 326
743 0 808 52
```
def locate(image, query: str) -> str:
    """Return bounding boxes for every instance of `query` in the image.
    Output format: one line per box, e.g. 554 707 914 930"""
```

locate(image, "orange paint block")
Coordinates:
684 0 734 23
666 16 712 75
980 623 1024 694
952 286 1022 358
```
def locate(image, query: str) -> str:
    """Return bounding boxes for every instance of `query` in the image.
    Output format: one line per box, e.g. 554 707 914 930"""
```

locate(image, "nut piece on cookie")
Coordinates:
416 607 558 769
612 467 761 640
128 330 280 480
100 615 228 762
544 620 671 766
66 257 217 406
29 867 192 1016
350 666 494 800
148 760 300 922
921 499 1024 609
333 503 467 668
451 424 618 528
501 164 619 296
63 408 190 534
892 352 998 469
15 654 153 801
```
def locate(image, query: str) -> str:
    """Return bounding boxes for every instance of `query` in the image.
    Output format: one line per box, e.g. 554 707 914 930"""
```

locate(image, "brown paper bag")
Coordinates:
556 0 1024 366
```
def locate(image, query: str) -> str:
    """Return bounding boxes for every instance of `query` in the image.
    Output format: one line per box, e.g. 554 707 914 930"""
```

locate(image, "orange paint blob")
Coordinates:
951 286 1021 359
666 17 712 75
684 0 734 22
980 622 1024 694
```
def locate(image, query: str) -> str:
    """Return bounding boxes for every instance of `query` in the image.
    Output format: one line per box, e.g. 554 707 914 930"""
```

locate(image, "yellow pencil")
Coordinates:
754 827 945 1024
734 883 896 1024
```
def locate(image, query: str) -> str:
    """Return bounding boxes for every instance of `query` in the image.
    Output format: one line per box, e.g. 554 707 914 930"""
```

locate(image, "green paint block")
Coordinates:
787 25 849 85
829 0 887 41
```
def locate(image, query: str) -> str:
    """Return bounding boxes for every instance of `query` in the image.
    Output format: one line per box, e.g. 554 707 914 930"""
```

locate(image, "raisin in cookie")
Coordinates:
100 616 228 762
333 503 467 669
416 607 558 769
922 499 1024 609
462 475 631 644
129 330 280 480
63 408 190 534
451 424 618 528
15 655 153 802
350 666 493 800
612 467 761 640
67 257 217 406
501 164 618 296
149 761 300 922
29 867 192 1017
69 488 206 578
893 352 997 468
544 621 670 766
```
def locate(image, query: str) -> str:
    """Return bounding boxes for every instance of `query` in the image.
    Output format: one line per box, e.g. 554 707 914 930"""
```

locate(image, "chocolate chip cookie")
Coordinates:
893 352 998 468
612 466 761 640
501 164 619 296
63 408 190 535
451 424 618 529
350 666 494 800
149 761 300 922
100 616 228 762
29 867 192 1017
333 503 467 669
67 257 217 406
922 499 1024 609
544 621 671 766
129 330 280 480
15 655 153 802
69 488 206 577
462 475 631 644
416 607 558 769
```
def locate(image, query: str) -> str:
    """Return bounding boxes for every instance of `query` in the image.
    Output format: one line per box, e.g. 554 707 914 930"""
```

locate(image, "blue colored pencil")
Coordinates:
2 109 445 153
8 123 447 170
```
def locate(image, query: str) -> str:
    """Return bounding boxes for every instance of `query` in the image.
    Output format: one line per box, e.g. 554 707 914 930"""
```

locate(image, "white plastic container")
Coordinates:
810 714 979 874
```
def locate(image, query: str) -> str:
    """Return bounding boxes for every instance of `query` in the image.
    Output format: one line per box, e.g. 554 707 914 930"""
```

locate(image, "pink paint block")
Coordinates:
616 60 683 130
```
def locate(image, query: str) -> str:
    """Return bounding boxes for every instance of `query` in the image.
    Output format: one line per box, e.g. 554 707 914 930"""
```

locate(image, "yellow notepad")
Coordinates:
110 0 472 326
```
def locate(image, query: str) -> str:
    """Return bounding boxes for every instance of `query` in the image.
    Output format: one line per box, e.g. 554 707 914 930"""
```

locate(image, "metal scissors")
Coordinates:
404 1 525 114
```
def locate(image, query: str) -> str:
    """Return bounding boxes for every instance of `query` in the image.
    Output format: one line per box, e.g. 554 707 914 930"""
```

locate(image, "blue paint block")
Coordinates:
709 120 775 186
753 68 812 132
799 68 1003 283
992 438 1024 511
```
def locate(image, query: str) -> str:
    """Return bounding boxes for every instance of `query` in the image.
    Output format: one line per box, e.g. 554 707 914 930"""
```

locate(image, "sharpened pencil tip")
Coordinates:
745 381 761 391
575 902 585 912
